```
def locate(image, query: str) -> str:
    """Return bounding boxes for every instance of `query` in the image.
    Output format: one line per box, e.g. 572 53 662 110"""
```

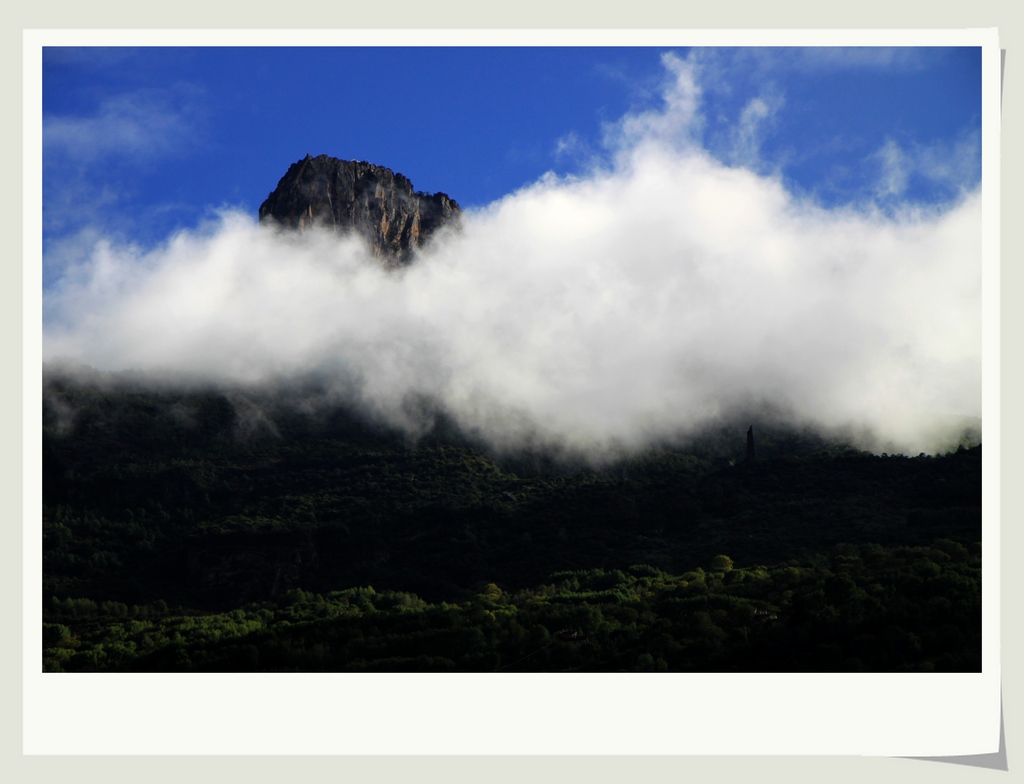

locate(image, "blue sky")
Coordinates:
43 46 980 260
40 45 984 456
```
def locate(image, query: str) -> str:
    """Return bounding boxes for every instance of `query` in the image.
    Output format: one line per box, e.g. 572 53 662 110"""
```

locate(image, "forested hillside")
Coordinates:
41 366 982 672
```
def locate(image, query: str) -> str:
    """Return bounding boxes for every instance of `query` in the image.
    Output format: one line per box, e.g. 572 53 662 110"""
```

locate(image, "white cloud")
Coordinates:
43 56 982 460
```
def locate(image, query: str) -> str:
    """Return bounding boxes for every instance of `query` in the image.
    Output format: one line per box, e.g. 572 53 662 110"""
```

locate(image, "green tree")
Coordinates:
710 554 734 572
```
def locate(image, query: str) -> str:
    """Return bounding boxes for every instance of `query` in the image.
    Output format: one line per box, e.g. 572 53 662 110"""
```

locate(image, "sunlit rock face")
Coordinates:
258 154 461 266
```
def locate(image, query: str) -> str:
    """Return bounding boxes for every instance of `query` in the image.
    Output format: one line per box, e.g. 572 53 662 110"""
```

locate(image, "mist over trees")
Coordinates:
42 365 981 672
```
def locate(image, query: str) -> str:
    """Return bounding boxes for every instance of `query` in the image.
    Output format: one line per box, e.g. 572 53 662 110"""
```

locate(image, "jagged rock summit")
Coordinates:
258 154 461 266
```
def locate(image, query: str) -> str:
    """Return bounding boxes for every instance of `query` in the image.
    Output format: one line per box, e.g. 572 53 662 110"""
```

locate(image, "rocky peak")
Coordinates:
258 154 461 266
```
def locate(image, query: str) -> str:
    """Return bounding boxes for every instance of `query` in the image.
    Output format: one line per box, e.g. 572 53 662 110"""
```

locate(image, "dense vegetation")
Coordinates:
41 365 982 672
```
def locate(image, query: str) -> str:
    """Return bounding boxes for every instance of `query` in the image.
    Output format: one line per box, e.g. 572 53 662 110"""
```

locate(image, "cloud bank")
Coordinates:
42 53 982 458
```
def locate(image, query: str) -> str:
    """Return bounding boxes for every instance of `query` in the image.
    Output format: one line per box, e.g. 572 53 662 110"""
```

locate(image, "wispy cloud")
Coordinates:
603 52 704 154
914 129 983 190
43 81 209 273
788 47 934 72
43 46 141 69
551 46 976 212
727 93 784 170
729 46 935 76
868 130 981 201
872 138 910 198
44 84 205 164
554 130 589 162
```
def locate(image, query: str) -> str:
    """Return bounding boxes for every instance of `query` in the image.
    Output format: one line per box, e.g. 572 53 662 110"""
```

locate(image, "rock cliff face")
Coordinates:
258 154 461 266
